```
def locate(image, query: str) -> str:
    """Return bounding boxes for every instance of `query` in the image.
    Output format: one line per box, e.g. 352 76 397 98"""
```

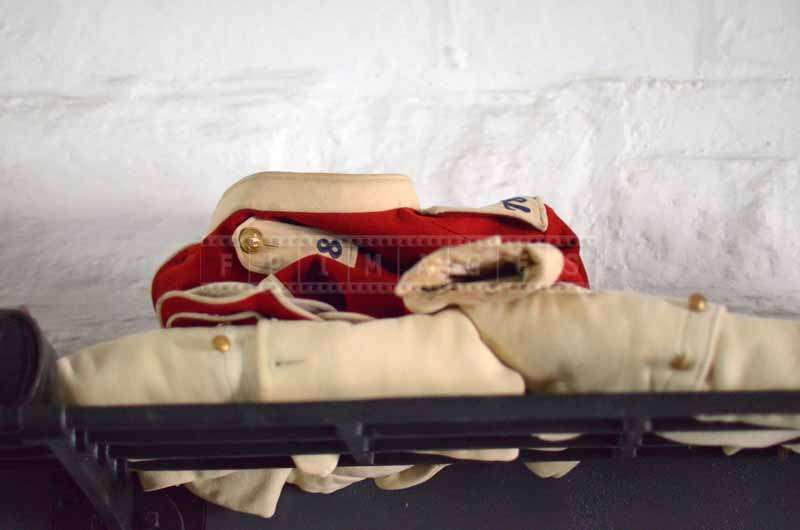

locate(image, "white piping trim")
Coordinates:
155 277 323 326
316 311 375 323
166 311 264 328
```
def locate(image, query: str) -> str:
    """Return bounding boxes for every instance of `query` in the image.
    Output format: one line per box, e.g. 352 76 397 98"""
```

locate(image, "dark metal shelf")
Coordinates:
2 392 800 530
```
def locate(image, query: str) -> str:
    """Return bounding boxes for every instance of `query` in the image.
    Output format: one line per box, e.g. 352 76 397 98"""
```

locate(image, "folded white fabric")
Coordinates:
187 463 451 518
457 287 724 393
55 309 524 517
398 240 800 469
397 236 565 314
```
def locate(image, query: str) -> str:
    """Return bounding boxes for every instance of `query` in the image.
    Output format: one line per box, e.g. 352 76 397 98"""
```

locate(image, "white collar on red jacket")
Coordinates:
209 172 420 233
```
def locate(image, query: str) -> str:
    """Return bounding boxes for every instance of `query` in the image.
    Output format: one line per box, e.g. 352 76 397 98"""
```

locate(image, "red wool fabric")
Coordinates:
152 206 590 327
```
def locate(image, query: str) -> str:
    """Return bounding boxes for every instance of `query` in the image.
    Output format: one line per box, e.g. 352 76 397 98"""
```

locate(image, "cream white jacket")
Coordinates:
55 308 525 516
54 238 800 518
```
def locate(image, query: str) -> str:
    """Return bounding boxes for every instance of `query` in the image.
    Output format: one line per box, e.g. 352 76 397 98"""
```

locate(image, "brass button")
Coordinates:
238 227 265 254
688 292 707 312
212 335 231 353
670 353 693 371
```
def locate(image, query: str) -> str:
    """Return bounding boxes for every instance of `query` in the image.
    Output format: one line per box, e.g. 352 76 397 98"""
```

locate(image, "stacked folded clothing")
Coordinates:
54 172 800 518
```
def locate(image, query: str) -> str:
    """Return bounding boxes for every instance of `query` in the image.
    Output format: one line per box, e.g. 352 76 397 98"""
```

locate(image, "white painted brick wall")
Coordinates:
0 1 798 352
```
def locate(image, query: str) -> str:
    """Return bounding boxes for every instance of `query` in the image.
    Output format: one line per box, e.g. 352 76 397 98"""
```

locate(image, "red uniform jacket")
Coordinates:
152 197 589 327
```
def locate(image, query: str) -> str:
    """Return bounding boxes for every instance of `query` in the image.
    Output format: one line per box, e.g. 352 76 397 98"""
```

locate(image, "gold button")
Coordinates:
688 292 707 312
212 335 231 353
670 353 693 371
238 227 265 254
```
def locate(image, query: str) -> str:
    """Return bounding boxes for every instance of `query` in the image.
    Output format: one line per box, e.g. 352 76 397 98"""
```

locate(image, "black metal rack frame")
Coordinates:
2 392 800 530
